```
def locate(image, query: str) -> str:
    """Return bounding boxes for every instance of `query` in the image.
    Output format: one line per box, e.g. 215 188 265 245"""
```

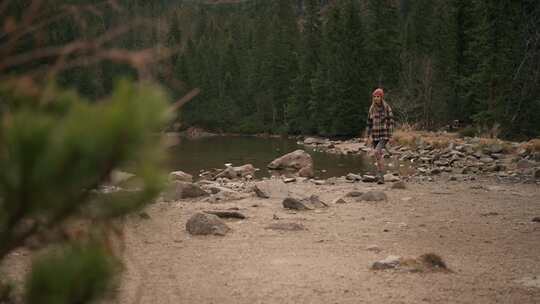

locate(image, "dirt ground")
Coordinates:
3 177 540 303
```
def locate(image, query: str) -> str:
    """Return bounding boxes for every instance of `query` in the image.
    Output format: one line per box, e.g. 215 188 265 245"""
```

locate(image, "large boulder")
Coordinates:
268 150 313 171
169 170 193 182
163 181 208 201
186 213 230 236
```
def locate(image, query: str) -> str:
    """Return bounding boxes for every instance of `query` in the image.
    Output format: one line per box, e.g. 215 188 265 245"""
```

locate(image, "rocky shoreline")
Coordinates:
298 135 540 184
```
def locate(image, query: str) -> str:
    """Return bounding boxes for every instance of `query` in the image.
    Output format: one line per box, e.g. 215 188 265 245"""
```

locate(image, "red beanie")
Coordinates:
372 88 384 97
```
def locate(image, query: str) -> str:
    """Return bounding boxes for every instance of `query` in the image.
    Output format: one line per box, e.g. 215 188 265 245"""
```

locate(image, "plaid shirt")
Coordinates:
366 101 394 141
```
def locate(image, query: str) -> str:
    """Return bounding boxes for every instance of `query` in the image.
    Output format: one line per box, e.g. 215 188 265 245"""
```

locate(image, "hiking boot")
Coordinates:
377 174 385 184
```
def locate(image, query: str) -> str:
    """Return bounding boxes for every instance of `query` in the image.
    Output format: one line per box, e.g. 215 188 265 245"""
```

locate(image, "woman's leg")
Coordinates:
375 140 387 183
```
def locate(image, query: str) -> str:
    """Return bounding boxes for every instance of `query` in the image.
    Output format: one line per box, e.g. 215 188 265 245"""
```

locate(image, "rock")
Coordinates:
283 197 312 210
534 168 540 179
517 159 535 170
362 175 377 183
345 191 363 197
304 137 327 145
282 195 328 210
488 143 504 154
306 195 329 208
283 177 297 183
384 174 400 182
186 213 230 236
268 150 313 171
359 191 387 202
490 153 503 159
163 181 208 201
346 173 362 181
430 168 442 175
515 276 540 289
480 157 494 163
332 198 347 204
391 181 407 190
371 255 401 270
169 170 193 182
434 160 449 166
449 176 458 181
366 245 382 253
265 222 306 231
205 188 247 203
253 185 270 198
533 152 540 162
299 165 315 178
138 212 151 219
311 179 326 185
110 170 136 186
215 164 256 179
204 211 246 219
485 164 505 172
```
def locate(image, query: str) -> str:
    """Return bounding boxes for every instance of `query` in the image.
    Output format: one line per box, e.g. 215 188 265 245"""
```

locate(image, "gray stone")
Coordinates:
283 177 297 183
430 168 442 175
253 185 270 198
204 211 246 219
332 198 347 204
169 170 193 182
517 159 536 170
265 222 306 231
205 188 247 203
362 175 377 183
345 191 364 197
488 143 504 154
186 213 230 236
304 137 327 145
346 173 362 181
366 245 382 253
480 157 494 163
215 164 256 179
283 197 312 210
391 181 407 190
268 150 314 171
306 195 329 208
163 181 208 201
283 195 328 210
384 174 400 182
359 191 387 202
371 255 401 270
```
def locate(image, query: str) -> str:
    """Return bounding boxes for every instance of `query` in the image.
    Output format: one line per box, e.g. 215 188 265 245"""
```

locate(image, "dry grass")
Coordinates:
476 138 515 153
392 129 460 149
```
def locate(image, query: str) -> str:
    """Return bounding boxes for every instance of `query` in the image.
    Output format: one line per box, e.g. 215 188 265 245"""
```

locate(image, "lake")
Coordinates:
167 136 377 179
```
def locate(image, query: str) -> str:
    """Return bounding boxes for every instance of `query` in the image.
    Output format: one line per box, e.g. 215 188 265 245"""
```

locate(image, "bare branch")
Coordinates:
169 88 201 113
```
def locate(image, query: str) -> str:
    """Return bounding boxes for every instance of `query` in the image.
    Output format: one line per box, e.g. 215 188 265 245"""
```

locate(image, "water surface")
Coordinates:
167 136 376 179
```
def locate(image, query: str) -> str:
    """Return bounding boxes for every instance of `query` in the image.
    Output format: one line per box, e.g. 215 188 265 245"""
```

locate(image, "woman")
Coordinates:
365 88 394 184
